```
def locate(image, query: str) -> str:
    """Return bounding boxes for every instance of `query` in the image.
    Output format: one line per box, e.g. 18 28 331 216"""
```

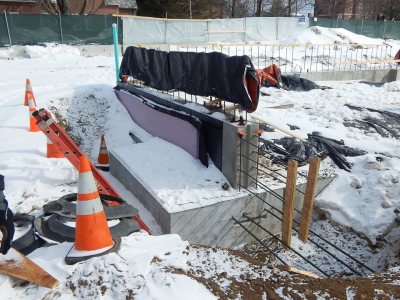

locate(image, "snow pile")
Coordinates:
385 80 400 92
256 81 400 244
24 44 80 59
287 26 384 45
0 233 216 300
317 155 400 243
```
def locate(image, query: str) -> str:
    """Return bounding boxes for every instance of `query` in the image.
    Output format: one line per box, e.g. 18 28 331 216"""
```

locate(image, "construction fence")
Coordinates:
133 43 399 73
310 18 400 40
0 13 122 46
121 16 309 45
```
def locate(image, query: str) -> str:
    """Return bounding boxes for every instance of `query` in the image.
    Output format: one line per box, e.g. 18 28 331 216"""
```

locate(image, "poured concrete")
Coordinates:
289 68 399 82
111 150 334 248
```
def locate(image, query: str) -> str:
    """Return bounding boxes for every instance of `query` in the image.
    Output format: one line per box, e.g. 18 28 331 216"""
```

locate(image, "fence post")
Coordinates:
164 19 167 44
360 18 364 35
281 160 298 249
3 11 12 46
275 17 279 40
383 20 387 39
243 17 247 43
58 13 64 44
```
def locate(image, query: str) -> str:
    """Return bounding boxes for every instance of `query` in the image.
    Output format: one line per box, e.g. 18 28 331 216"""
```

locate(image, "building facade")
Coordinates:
0 0 138 15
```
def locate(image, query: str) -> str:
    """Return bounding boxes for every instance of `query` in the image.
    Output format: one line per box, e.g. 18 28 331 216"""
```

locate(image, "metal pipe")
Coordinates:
58 13 63 44
112 23 120 84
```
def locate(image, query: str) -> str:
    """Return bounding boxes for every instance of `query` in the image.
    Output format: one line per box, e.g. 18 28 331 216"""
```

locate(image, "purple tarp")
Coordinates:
115 90 200 159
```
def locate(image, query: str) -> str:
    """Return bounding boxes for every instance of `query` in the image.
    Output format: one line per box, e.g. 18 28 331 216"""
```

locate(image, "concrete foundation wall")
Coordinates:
289 68 399 82
170 177 334 248
222 122 259 189
111 147 334 248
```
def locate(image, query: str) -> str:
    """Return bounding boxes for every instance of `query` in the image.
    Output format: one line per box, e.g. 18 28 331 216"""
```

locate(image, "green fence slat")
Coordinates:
0 14 122 47
309 17 400 41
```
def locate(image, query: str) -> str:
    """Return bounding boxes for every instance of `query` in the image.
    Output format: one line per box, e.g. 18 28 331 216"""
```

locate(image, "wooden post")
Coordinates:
298 157 321 242
281 160 298 249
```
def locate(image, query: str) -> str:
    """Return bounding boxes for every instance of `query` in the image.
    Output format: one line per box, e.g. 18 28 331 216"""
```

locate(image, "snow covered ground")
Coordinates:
0 29 399 298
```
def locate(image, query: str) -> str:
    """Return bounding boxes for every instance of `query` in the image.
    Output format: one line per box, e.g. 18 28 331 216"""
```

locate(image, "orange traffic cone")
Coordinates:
65 156 119 264
96 135 110 171
24 79 37 107
46 138 65 158
28 98 40 132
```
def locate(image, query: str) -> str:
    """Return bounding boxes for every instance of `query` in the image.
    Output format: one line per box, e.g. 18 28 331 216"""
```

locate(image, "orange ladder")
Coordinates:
32 108 151 234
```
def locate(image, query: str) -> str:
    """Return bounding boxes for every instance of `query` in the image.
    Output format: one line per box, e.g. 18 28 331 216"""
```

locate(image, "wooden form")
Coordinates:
281 160 298 249
298 157 321 242
0 248 59 288
287 266 320 279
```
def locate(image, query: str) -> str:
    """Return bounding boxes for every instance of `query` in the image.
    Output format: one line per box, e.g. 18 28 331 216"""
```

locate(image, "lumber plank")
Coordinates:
287 266 320 279
0 248 59 289
266 103 294 109
298 157 321 242
251 114 307 142
281 160 298 249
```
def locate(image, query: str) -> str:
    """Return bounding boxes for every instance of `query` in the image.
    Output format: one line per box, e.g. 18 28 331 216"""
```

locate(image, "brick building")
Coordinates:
314 0 379 20
0 0 138 15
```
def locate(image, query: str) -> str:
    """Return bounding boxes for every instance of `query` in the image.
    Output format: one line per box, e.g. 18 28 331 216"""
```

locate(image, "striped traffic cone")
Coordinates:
96 135 110 171
24 79 37 107
28 98 40 132
46 138 65 158
65 156 119 264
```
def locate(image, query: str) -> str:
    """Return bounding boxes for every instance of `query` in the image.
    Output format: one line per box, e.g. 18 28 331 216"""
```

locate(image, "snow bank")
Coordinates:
0 233 216 300
24 44 80 58
0 44 80 60
256 81 400 243
290 26 384 45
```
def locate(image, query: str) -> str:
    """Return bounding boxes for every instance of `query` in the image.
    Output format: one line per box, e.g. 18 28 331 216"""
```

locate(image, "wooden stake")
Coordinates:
0 248 59 289
298 157 321 242
281 160 298 249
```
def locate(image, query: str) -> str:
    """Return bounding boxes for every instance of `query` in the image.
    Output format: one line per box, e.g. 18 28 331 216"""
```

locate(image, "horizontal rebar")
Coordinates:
232 217 288 266
240 184 375 274
242 215 330 277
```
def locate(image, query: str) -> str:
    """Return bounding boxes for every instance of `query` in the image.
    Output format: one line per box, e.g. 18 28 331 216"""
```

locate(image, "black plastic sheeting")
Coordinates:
344 104 400 139
261 132 366 171
281 75 325 91
119 46 260 112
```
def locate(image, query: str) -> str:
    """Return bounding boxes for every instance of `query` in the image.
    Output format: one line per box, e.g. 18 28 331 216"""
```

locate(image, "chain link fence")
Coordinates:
0 13 122 47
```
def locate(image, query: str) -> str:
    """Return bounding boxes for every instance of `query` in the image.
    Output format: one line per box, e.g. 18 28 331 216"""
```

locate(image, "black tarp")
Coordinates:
119 46 260 112
261 132 366 171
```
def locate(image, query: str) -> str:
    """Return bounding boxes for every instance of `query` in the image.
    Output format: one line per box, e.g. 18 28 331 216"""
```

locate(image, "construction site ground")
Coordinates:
0 33 399 299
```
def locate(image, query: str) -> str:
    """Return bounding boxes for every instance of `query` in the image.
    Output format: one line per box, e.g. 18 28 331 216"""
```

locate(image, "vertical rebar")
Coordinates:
239 137 242 191
3 11 12 46
58 13 63 44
